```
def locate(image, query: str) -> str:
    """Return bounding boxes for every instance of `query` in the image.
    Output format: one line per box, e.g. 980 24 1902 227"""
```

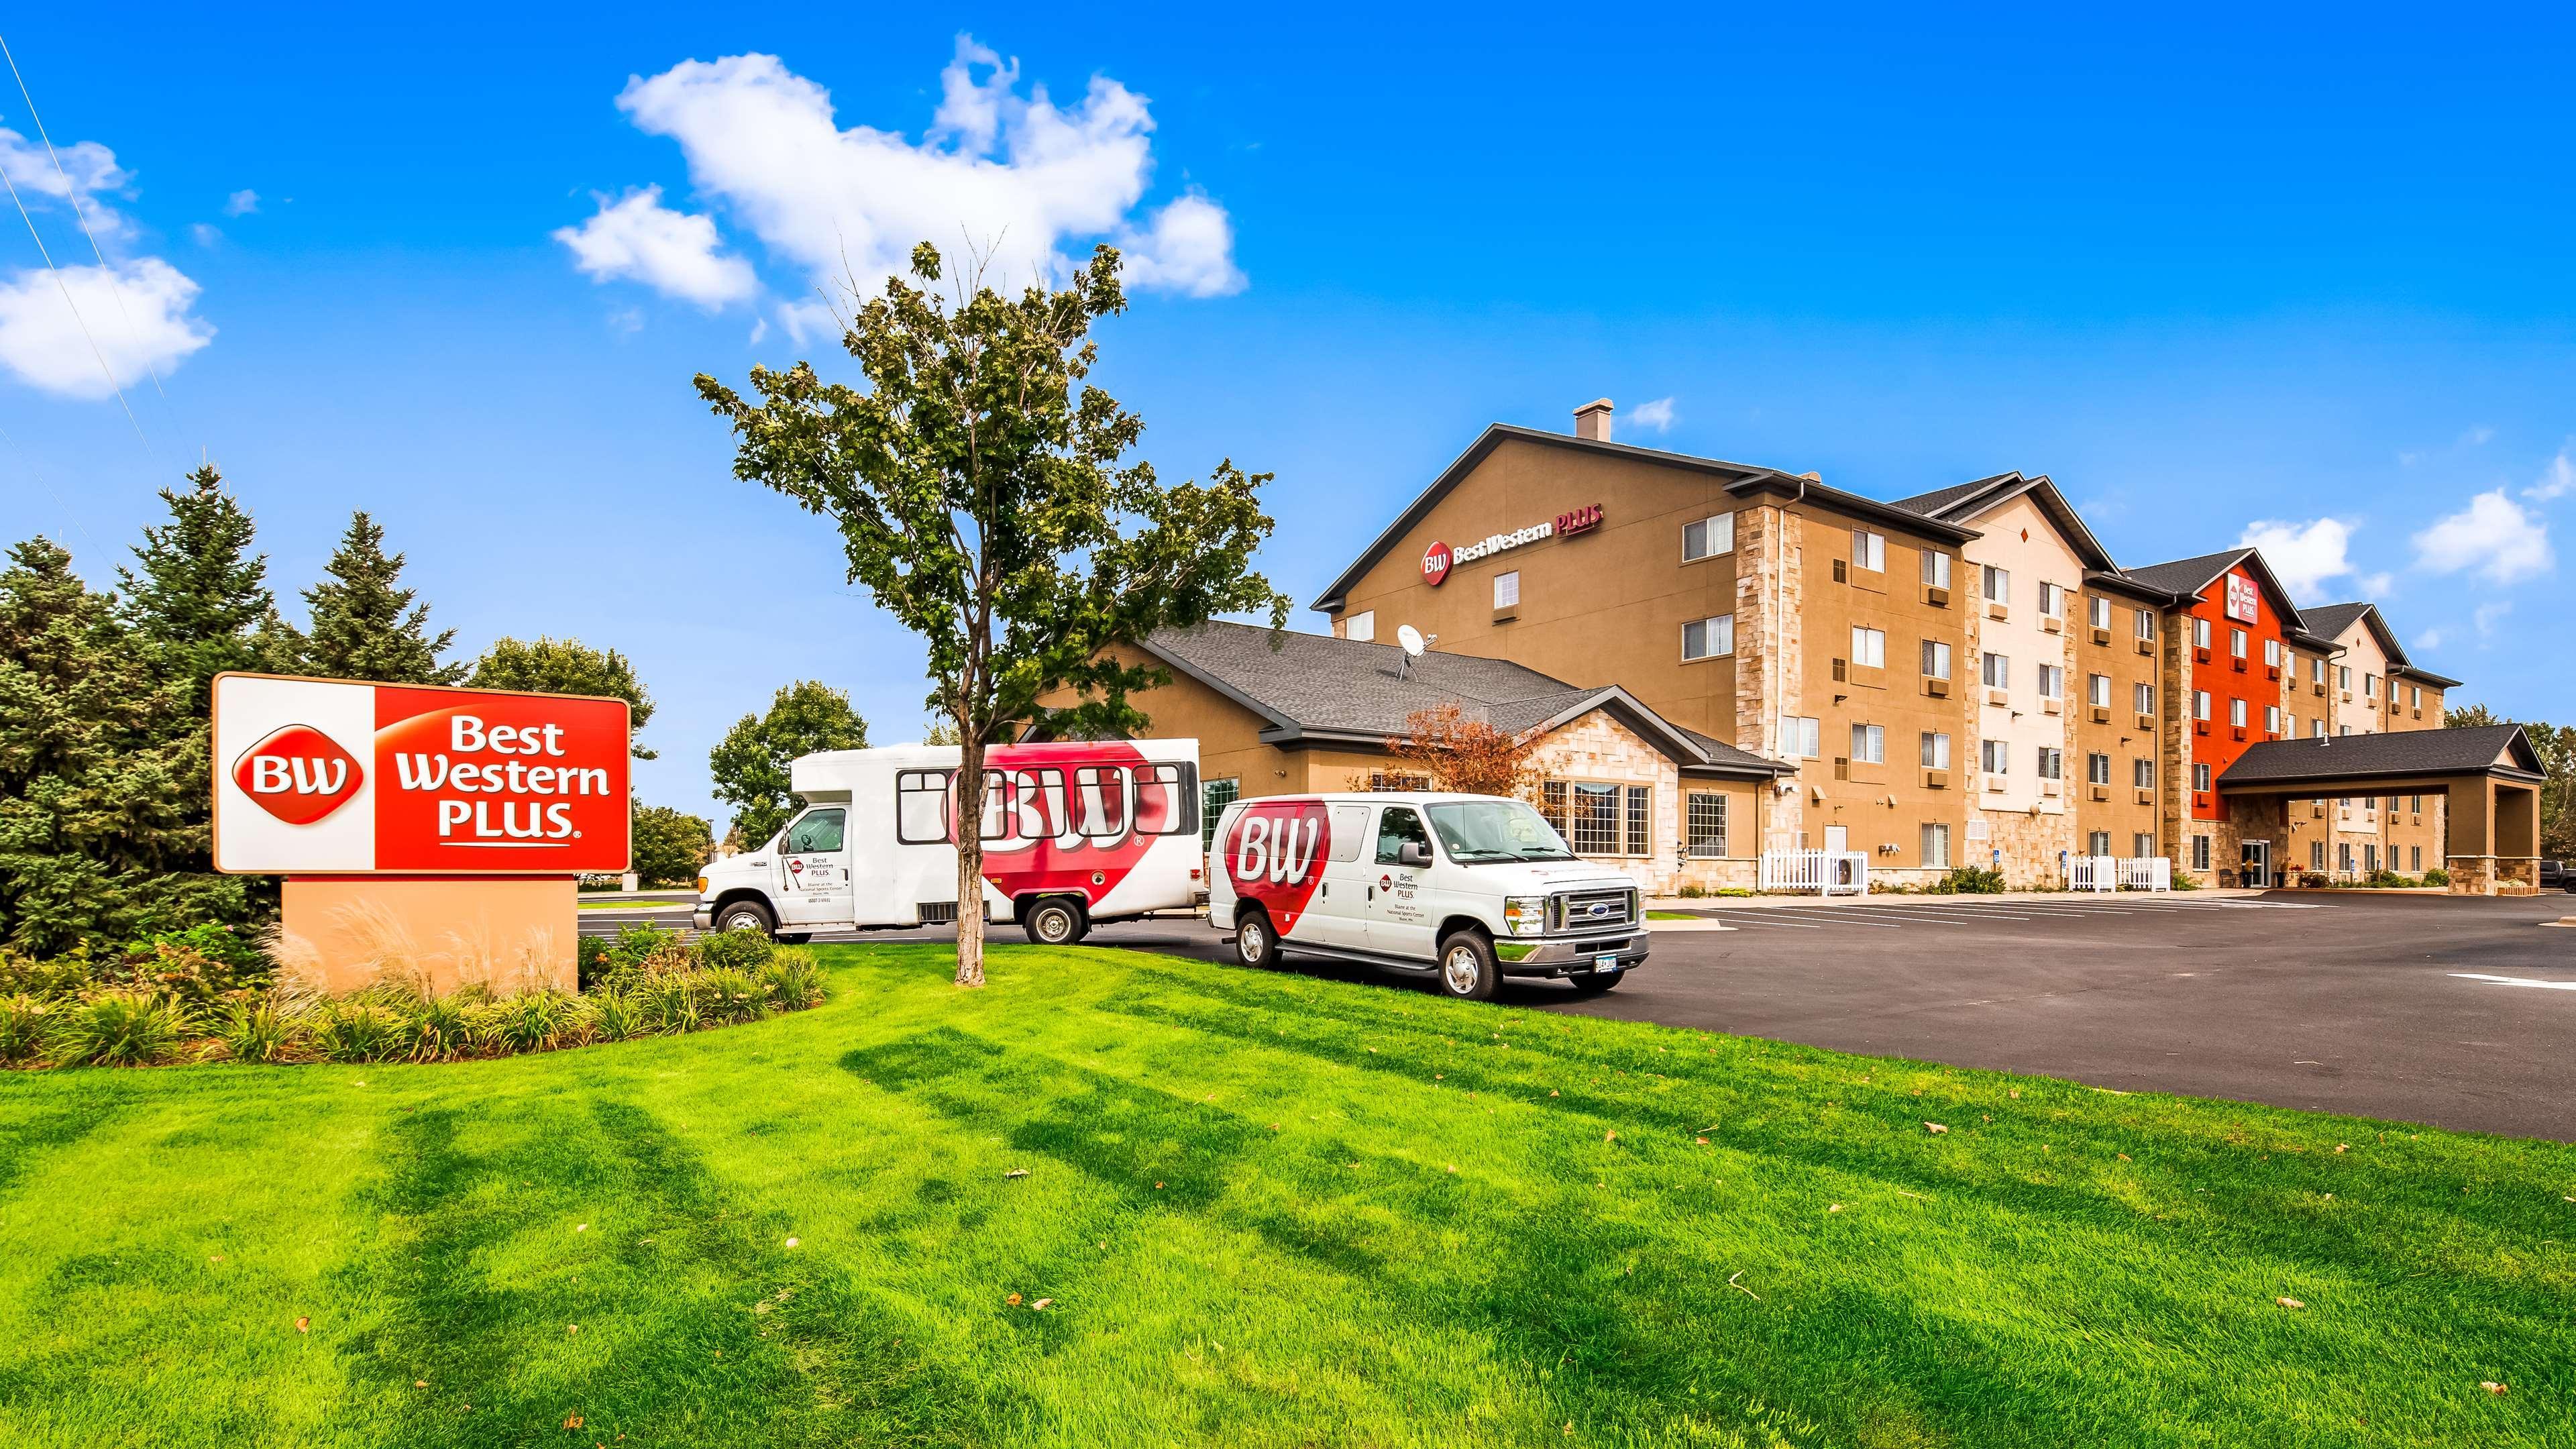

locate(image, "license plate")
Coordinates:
1594 954 1621 973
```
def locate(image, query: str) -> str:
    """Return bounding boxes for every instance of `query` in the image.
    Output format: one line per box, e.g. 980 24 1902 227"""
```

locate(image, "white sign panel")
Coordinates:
212 676 380 873
2224 574 2259 624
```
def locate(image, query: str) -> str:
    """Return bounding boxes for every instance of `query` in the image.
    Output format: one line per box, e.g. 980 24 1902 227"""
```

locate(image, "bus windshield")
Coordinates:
1423 799 1576 863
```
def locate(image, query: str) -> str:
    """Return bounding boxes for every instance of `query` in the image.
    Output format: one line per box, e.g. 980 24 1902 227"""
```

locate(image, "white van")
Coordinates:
692 739 1206 945
1205 791 1648 1000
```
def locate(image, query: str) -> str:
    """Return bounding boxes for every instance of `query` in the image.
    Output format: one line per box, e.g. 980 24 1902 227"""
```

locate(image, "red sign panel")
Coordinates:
1219 800 1331 932
1420 539 1452 587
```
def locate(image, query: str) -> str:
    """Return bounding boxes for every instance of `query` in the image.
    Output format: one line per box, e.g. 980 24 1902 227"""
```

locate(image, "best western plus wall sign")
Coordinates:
1418 503 1603 587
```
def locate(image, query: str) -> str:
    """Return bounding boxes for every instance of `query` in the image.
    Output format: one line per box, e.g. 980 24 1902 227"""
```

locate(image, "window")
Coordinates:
2339 665 2352 690
1686 792 1729 857
1982 564 2010 604
1981 738 2009 775
1921 639 1952 679
784 808 846 854
2312 657 2326 684
1563 783 1621 855
2089 594 2111 629
1922 549 1952 588
1493 570 1519 608
2410 685 2422 708
2037 747 2063 780
1851 627 1886 668
2230 627 2248 659
1344 610 1375 643
2133 833 2155 859
2338 842 2353 872
2194 690 2212 721
1851 723 1885 764
1366 770 1430 792
1780 714 1821 758
2265 705 2281 734
1200 777 1240 849
2193 835 2212 871
1851 528 1886 572
2340 724 2352 737
1376 805 1432 865
1540 780 1568 836
1982 652 2009 689
1624 785 1652 857
2133 757 2153 788
2037 663 2063 700
1921 822 1951 869
2411 794 2422 812
1921 731 1951 769
2088 752 2112 786
2230 698 2248 727
2365 844 2379 873
1682 513 1734 561
2264 638 2282 667
897 771 951 844
2410 845 2422 872
2088 830 2112 856
2194 763 2212 792
2134 682 2155 714
2194 617 2212 649
1326 804 1371 863
2310 840 2326 870
2388 677 2400 702
2088 672 2112 707
2364 672 2377 697
2135 608 2157 640
2039 581 2064 619
2312 720 2327 739
1682 613 1735 661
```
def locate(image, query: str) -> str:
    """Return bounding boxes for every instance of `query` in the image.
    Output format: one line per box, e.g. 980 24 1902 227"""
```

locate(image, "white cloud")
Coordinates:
189 222 221 247
223 189 259 217
1628 397 1677 434
2413 489 2553 585
2461 425 2494 447
747 316 767 345
0 123 131 240
2356 571 2395 598
553 186 758 308
583 39 1240 313
0 258 212 398
2415 627 2445 651
606 307 645 336
2475 601 2512 639
2526 444 2575 502
2239 517 2358 598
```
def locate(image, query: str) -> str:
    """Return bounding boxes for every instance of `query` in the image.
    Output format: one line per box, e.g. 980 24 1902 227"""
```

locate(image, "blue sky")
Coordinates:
3 5 2572 829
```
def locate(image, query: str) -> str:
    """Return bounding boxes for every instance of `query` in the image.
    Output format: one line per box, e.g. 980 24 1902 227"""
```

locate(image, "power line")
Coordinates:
0 419 101 557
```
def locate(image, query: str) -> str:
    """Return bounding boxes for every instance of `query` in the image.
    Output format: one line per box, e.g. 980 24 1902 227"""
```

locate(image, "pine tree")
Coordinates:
298 511 463 684
119 464 276 714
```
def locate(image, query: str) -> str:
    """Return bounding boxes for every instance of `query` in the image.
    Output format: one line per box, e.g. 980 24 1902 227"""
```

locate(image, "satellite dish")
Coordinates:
1397 625 1426 657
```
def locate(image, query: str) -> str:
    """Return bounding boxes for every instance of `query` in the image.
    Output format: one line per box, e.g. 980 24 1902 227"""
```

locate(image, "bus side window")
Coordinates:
1006 767 1069 839
1132 762 1198 836
977 769 1014 841
1074 766 1133 837
896 770 950 844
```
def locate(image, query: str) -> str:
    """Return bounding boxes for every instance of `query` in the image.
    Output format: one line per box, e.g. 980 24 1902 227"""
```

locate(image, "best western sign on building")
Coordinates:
213 673 631 875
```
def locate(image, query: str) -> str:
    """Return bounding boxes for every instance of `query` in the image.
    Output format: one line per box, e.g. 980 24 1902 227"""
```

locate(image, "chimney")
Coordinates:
1573 398 1613 443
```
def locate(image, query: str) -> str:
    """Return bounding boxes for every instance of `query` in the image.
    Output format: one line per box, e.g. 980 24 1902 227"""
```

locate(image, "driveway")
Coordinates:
582 890 2576 1140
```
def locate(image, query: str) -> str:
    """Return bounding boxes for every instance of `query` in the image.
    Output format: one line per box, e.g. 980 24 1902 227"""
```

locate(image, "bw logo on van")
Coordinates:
232 724 366 824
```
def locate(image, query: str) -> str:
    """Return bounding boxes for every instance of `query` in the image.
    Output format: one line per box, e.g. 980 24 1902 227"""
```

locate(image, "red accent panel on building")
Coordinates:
2188 566 2284 821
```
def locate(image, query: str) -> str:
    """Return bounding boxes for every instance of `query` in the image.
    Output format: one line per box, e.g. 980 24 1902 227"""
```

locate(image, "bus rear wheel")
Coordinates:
1022 897 1088 946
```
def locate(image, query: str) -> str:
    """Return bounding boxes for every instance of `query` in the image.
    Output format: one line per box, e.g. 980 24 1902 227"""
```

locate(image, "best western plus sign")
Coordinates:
1419 503 1602 586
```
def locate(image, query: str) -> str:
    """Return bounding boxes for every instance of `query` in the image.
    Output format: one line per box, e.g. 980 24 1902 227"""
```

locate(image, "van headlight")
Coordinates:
1503 896 1547 937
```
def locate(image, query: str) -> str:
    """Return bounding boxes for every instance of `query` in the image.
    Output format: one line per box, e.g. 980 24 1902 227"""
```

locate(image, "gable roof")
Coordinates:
2292 601 2464 688
2117 547 2312 635
1892 470 2120 572
1133 621 1786 778
1309 425 1978 612
2215 723 2544 789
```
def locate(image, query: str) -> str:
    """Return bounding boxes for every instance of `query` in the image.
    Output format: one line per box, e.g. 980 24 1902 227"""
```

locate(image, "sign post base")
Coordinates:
280 875 578 996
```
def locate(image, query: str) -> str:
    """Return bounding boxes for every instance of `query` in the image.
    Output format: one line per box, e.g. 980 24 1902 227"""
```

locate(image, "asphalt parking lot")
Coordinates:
583 890 2576 1141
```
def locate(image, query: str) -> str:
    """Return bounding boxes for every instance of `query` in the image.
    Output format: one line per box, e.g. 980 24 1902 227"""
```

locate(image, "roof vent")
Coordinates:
1573 398 1613 442
1799 472 1821 482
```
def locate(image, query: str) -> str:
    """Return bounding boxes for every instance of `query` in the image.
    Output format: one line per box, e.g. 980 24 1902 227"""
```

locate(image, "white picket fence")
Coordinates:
2068 855 2172 893
1760 849 1871 896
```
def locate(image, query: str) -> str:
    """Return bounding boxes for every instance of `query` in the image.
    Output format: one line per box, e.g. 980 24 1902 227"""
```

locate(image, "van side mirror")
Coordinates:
1399 840 1433 868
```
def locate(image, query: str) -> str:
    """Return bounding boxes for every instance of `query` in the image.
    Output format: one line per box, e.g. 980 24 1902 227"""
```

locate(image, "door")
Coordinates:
2239 839 2270 890
1303 803 1378 949
776 806 855 926
1824 825 1847 853
1362 804 1439 960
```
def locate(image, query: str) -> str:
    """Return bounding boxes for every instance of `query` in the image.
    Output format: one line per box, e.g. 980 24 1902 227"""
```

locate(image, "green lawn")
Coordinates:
2 945 2571 1448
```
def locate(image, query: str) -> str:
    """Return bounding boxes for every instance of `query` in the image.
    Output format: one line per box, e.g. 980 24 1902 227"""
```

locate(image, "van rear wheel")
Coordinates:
1435 930 1500 1002
1022 898 1087 946
1233 908 1280 969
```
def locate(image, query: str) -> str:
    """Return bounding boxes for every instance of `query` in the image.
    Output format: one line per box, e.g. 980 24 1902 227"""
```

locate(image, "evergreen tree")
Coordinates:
469 635 657 757
119 464 277 714
299 511 463 684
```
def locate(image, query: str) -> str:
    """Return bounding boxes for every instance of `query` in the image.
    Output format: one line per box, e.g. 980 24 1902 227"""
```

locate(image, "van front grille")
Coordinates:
1550 888 1636 934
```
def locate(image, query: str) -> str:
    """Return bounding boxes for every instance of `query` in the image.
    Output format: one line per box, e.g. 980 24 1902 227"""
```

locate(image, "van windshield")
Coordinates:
1424 799 1576 863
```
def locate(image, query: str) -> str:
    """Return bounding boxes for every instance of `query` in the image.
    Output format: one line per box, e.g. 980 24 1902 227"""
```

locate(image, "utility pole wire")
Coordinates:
0 152 152 457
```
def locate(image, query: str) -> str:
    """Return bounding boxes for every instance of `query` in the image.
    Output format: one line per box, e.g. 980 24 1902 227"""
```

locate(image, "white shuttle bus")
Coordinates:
692 739 1205 945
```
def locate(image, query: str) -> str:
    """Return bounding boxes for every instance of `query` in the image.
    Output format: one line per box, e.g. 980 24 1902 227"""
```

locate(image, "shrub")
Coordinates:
759 953 825 1012
2364 869 2410 889
587 988 645 1043
51 991 192 1067
402 993 477 1062
1931 866 2007 895
1 994 53 1066
692 966 767 1026
311 1000 407 1064
693 928 774 973
2171 871 2200 892
2422 867 2451 886
635 976 701 1035
127 923 270 980
2299 871 2331 889
213 1000 305 1065
576 934 614 991
1674 883 1706 900
477 990 584 1055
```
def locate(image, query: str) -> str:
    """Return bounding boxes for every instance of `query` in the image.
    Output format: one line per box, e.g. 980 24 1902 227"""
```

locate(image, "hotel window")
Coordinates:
1921 822 1951 869
2037 664 2063 700
1345 610 1375 643
2388 677 2401 702
2089 594 2111 629
2410 685 2422 708
1781 714 1821 759
2039 581 2065 618
2264 638 2282 667
2135 608 2157 640
2087 752 2112 786
2339 665 2352 690
2365 843 2379 873
1922 549 1951 589
2230 698 2248 727
2192 835 2212 871
2132 757 2153 788
1851 627 1886 669
1921 639 1951 680
2194 690 2212 720
2312 657 2326 684
1982 564 2010 604
1851 529 1886 573
2311 841 2326 870
2410 845 2422 872
2339 842 2353 872
1624 786 1651 857
2194 617 2212 649
2134 682 2155 714
1982 652 2009 689
1921 731 1951 769
2088 673 2111 707
1199 777 1240 849
2088 830 2112 855
2037 747 2063 780
1850 723 1885 764
1681 513 1733 561
1493 570 1519 608
2410 794 2422 812
1682 613 1734 661
2133 833 2155 859
2363 672 2377 697
1981 739 2009 775
2230 627 2248 659
2194 762 2212 792
1563 782 1622 855
2312 719 2327 739
1686 792 1729 857
2265 705 2281 734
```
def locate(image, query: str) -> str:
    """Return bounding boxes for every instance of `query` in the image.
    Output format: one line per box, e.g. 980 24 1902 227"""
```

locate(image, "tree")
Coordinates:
708 681 871 850
920 718 961 747
696 241 1285 986
295 511 463 684
2449 704 2576 859
631 803 714 885
470 636 658 758
1379 702 1544 798
120 464 280 714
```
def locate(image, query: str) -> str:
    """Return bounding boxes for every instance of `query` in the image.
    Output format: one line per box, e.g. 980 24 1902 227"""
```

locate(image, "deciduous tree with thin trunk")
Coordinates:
1381 702 1544 799
696 241 1285 986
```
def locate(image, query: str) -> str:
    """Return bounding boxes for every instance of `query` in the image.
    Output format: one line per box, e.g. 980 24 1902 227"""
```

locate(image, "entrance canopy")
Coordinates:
2216 724 2548 894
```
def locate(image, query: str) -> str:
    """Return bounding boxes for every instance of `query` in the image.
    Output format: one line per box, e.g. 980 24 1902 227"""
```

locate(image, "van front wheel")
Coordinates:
716 900 776 938
1435 930 1500 1002
1022 898 1087 946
